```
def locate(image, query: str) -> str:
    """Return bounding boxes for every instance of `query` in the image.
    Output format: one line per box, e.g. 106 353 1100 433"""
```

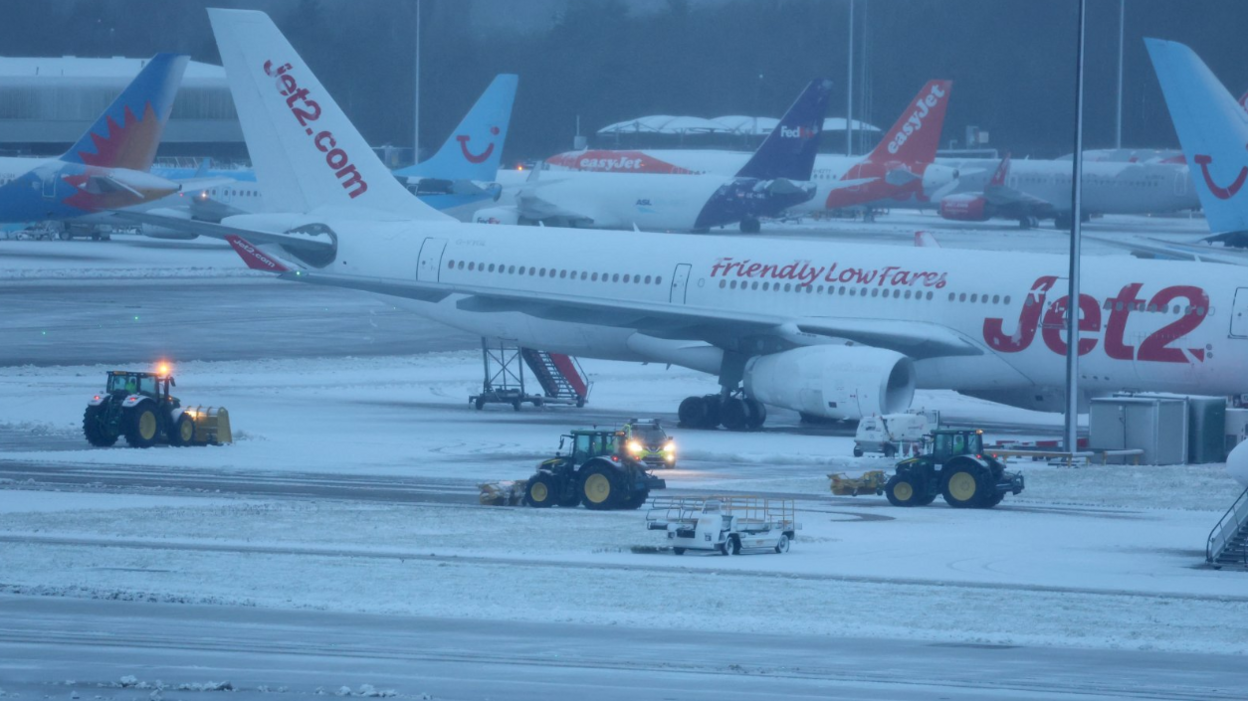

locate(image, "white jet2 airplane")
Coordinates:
123 11 1248 440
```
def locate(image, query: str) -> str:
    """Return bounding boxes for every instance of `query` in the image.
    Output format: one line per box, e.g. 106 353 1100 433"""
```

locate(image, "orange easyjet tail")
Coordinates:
864 80 953 164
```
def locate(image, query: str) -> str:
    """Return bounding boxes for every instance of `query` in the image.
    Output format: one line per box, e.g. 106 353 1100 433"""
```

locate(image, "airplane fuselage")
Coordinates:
289 217 1248 410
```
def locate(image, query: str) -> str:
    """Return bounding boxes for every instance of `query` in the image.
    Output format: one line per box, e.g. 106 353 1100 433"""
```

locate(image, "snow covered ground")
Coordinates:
1 353 1245 657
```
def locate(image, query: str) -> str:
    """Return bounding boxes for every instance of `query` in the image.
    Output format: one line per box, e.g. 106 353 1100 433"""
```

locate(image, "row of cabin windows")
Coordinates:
948 292 1013 305
1102 299 1212 316
717 279 938 300
446 259 663 286
208 188 258 198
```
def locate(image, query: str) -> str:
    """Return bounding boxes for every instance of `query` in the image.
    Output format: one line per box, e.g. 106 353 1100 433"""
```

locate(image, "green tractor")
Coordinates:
525 428 667 510
82 369 229 448
883 429 1024 509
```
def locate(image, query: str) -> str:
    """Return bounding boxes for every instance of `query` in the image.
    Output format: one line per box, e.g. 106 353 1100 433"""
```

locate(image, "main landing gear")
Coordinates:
678 393 767 431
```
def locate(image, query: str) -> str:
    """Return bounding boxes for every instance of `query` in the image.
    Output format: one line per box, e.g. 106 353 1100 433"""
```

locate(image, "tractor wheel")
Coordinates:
170 413 196 447
744 399 767 429
941 461 991 509
775 534 790 554
981 491 1006 508
620 488 650 510
579 463 621 510
720 398 749 431
678 396 708 428
524 473 558 508
82 405 118 447
885 474 923 507
122 403 161 448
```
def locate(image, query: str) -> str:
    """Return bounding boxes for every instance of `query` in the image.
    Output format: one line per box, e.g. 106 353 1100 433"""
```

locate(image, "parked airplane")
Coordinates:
0 54 188 228
1147 38 1248 247
126 10 1248 437
546 80 959 216
479 78 834 233
393 74 517 221
938 153 1197 229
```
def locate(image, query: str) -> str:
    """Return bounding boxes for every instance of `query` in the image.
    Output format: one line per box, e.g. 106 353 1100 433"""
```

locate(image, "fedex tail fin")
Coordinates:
866 80 953 164
207 9 448 220
734 78 833 181
61 53 187 171
395 74 518 181
1147 38 1248 236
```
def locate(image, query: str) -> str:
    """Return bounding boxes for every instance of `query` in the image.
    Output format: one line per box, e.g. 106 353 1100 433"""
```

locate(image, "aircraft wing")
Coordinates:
1085 233 1248 265
982 184 1055 212
115 209 984 360
514 188 598 226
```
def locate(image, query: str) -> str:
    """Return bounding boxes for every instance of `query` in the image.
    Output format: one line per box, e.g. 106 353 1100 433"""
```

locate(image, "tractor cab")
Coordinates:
559 429 621 464
105 370 177 406
930 429 984 464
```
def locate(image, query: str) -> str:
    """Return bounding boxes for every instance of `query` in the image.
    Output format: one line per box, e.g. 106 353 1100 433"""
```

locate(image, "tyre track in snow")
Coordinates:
2 532 1244 604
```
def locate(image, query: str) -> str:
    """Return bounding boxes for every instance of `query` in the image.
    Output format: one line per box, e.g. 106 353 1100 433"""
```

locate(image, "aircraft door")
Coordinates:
41 173 57 200
1174 170 1188 196
416 238 447 282
669 263 692 304
1229 288 1248 338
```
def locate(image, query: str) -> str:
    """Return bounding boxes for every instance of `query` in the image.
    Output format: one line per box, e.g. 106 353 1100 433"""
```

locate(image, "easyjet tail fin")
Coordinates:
988 153 1011 188
60 53 188 172
865 80 953 164
1146 38 1248 236
396 74 518 181
734 78 833 181
207 9 449 220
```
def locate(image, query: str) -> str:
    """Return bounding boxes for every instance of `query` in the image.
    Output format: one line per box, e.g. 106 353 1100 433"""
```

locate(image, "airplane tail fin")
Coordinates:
988 152 1011 187
60 53 188 171
1146 38 1248 235
865 80 953 164
207 8 449 220
734 78 833 181
395 74 518 181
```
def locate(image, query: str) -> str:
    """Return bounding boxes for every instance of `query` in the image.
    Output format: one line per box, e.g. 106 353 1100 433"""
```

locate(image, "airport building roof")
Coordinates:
0 56 242 149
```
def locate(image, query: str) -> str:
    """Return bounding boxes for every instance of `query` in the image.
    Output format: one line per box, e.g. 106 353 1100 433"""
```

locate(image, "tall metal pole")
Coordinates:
413 0 421 164
1065 0 1088 455
1115 0 1124 149
846 0 854 156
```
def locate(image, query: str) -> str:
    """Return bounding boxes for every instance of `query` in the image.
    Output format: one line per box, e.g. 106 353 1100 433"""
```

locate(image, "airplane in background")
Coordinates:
124 10 1248 445
544 80 961 217
476 79 834 233
141 73 520 238
0 53 190 235
937 152 1197 229
393 74 518 222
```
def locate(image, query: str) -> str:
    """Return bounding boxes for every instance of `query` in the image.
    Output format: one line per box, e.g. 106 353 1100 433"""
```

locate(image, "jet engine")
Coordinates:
938 194 991 222
920 163 960 198
743 345 915 420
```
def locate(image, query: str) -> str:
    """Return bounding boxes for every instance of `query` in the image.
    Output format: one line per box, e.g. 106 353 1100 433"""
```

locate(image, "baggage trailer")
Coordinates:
646 496 798 555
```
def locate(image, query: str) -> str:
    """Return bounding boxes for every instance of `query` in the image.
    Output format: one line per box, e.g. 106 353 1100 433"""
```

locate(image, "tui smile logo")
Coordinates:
1193 154 1248 200
457 126 499 164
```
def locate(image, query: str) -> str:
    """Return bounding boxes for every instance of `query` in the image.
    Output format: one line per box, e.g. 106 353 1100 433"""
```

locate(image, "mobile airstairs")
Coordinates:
1207 487 1248 569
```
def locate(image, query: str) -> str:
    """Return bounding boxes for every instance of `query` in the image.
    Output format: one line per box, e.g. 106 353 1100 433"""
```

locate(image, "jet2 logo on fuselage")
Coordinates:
458 126 500 164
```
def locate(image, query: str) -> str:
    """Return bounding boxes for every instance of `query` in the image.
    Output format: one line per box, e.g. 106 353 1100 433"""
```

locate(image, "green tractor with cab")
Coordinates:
525 428 666 510
883 429 1024 509
82 368 230 448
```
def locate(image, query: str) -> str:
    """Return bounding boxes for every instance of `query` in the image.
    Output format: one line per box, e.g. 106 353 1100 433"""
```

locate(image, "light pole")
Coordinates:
413 0 422 165
1065 0 1088 455
1115 0 1124 149
846 0 854 156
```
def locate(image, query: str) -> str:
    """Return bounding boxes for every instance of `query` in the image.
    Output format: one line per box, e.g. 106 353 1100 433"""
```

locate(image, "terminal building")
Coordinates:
0 56 245 160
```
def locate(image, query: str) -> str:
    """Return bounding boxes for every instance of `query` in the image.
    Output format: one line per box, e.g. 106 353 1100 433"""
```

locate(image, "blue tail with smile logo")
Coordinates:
395 74 518 181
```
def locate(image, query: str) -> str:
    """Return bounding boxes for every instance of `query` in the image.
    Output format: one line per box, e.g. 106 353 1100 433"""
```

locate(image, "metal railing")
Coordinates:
1206 486 1248 565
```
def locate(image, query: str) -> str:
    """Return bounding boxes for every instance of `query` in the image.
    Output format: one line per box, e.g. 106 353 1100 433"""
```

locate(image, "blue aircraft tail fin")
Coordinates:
60 53 188 172
734 78 833 181
396 74 518 181
1146 38 1248 236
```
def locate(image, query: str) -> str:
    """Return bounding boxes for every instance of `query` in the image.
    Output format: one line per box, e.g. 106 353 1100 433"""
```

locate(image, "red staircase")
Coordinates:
520 348 589 406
